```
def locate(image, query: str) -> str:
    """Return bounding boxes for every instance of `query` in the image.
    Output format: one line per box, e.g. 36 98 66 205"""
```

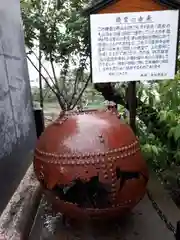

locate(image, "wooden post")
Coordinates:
128 81 136 133
39 35 43 109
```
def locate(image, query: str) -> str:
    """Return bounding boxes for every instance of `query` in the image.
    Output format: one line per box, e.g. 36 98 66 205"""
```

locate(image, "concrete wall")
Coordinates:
0 0 36 213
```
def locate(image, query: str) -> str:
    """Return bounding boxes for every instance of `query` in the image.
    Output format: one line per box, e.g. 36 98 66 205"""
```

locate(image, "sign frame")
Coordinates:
90 10 179 84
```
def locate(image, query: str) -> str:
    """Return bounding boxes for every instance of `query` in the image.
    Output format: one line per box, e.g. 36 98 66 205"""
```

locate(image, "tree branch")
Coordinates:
68 54 89 108
49 54 67 108
27 49 56 86
58 57 70 103
68 68 83 108
70 74 91 109
94 83 126 106
27 55 65 109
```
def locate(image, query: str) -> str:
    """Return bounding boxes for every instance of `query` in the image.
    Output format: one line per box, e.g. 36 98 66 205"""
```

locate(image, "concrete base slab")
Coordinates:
0 164 41 240
148 171 180 233
29 195 175 240
0 167 179 240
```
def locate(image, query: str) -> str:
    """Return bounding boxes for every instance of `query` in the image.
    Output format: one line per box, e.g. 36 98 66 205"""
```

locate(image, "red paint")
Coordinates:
34 108 148 220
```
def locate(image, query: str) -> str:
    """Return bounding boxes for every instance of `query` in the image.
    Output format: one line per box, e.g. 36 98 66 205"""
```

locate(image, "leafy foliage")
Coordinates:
136 74 180 171
21 0 90 110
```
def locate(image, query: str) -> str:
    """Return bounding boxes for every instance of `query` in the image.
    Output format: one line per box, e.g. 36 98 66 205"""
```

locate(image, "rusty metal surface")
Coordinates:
34 109 148 219
29 194 174 240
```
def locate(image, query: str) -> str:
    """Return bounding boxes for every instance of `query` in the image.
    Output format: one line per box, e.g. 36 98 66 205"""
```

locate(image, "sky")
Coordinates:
27 52 60 88
27 54 39 88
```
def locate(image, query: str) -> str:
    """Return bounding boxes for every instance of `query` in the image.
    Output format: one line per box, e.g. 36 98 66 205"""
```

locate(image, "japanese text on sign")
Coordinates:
90 10 179 83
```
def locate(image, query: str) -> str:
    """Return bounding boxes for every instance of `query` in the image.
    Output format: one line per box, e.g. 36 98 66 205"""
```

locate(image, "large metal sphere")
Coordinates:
34 109 148 220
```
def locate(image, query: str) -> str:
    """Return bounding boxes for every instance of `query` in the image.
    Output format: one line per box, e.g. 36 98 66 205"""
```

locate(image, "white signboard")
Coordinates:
90 10 179 83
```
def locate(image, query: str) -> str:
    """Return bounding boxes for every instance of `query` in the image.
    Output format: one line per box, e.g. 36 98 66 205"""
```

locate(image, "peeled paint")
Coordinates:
33 107 149 220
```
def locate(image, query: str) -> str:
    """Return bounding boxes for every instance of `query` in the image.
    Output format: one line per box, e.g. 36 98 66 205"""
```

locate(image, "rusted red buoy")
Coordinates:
33 108 148 220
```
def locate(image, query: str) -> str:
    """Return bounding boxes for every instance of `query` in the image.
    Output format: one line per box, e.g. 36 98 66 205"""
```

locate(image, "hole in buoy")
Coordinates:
53 176 111 208
116 167 140 191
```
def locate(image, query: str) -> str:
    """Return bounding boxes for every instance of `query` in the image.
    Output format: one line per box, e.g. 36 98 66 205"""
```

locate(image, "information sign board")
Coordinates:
90 10 179 83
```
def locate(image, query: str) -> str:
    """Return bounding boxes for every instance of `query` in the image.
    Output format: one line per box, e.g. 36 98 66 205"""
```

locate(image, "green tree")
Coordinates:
21 0 90 110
